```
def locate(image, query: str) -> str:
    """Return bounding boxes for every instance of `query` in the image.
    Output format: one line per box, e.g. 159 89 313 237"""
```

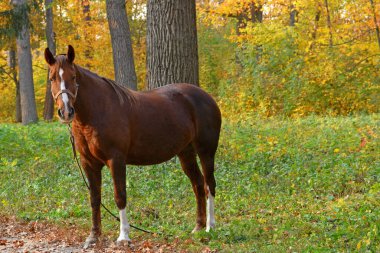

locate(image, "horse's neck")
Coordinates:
73 65 110 124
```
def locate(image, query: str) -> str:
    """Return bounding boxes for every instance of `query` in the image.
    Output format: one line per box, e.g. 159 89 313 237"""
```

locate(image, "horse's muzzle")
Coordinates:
58 107 75 123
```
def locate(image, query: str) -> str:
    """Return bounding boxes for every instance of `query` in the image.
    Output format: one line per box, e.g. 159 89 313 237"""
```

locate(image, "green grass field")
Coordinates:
0 115 379 252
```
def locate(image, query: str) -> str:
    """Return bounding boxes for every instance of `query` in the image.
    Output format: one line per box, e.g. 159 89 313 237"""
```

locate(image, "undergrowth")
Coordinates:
0 114 379 252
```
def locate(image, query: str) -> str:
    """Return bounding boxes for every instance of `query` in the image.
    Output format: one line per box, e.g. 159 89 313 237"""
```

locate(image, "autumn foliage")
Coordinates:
198 0 380 119
0 0 379 122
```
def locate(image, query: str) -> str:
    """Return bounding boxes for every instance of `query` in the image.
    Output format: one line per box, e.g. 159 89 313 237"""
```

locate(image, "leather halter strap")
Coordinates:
52 84 79 101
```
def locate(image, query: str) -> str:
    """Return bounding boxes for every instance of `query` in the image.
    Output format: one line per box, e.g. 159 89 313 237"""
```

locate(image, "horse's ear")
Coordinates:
67 45 75 64
44 48 56 66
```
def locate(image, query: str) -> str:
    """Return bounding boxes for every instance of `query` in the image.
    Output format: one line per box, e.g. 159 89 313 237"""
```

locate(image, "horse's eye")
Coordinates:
50 77 56 82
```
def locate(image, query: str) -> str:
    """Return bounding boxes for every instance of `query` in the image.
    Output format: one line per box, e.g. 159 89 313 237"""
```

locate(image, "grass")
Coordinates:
0 114 379 252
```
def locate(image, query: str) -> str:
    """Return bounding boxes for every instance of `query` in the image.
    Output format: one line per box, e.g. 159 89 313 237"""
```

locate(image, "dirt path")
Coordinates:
0 216 195 252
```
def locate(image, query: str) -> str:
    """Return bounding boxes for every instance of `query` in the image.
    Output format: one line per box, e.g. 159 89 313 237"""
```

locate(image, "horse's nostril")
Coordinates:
69 107 75 118
58 109 64 118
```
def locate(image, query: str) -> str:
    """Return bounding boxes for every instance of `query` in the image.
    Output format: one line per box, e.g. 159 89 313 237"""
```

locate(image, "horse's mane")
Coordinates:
54 55 135 106
72 62 135 106
100 77 136 106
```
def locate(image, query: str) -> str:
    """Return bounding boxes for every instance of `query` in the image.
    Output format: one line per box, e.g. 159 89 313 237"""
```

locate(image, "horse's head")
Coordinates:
44 45 78 124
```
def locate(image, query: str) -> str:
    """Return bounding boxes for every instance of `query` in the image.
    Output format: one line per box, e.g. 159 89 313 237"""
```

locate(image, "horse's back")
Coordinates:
153 83 220 111
155 83 222 152
153 83 221 128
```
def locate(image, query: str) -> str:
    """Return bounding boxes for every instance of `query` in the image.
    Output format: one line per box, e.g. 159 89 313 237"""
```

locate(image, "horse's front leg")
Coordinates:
107 158 130 244
82 158 103 249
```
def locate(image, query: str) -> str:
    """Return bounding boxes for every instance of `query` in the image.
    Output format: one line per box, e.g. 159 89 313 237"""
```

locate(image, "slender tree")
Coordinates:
12 0 38 124
289 3 298 26
146 0 199 89
369 0 380 49
43 0 55 121
106 0 137 90
82 0 92 68
235 5 249 36
7 48 21 122
250 2 263 23
310 3 322 50
1 4 21 122
324 0 333 47
249 2 263 61
311 8 321 40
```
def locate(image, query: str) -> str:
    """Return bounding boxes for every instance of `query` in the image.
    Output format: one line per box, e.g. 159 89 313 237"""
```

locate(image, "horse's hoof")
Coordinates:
191 224 205 233
116 238 132 247
206 223 215 232
83 236 98 249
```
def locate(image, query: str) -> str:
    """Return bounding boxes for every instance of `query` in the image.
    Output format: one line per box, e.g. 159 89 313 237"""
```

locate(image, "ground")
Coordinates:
0 216 198 253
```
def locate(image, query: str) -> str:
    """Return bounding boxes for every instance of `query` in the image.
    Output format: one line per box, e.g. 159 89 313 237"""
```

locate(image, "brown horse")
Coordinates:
44 45 221 248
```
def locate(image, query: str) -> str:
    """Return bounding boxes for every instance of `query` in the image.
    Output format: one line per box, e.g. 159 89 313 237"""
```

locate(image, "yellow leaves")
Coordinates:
216 0 260 16
257 217 267 224
1 199 8 207
357 240 362 250
336 197 345 206
266 136 278 146
197 0 379 119
53 0 114 78
0 2 12 12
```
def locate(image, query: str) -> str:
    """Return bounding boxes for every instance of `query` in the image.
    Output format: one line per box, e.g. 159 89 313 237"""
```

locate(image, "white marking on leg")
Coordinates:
117 208 131 242
206 186 215 232
59 68 69 113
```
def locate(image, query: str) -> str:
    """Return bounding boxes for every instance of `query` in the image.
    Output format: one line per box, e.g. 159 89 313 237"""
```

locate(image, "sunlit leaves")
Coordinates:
198 0 379 118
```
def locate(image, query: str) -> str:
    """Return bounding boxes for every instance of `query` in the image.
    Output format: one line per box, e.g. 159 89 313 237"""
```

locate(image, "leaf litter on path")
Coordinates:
0 216 190 252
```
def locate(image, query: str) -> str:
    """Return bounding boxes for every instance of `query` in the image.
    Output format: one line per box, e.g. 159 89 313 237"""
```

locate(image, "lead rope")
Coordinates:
67 124 162 236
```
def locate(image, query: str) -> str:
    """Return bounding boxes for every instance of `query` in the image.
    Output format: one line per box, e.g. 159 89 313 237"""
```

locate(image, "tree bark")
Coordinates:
82 0 92 68
369 0 380 49
43 0 55 121
309 5 322 50
15 76 21 122
311 9 321 40
146 0 199 89
106 0 137 90
7 48 21 122
250 3 263 23
289 3 298 26
12 0 38 125
249 3 263 61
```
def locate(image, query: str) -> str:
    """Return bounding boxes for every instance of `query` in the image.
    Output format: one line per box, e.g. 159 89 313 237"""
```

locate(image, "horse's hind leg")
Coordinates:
107 158 130 243
178 145 206 232
197 151 216 232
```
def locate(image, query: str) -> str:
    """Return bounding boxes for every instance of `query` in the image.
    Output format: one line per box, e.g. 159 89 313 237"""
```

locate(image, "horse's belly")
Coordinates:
125 139 185 165
126 152 176 166
126 124 193 165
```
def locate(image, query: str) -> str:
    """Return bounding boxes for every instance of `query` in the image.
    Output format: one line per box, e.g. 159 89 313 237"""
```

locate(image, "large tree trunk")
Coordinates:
106 0 137 90
43 0 55 121
146 0 199 89
12 0 38 125
7 48 21 122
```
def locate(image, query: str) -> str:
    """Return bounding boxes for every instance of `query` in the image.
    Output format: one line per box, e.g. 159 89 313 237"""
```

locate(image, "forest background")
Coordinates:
0 0 378 122
0 0 379 252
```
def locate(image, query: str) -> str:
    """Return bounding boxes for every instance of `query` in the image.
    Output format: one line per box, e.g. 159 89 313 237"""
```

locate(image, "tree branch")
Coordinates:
316 28 376 47
350 54 380 71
